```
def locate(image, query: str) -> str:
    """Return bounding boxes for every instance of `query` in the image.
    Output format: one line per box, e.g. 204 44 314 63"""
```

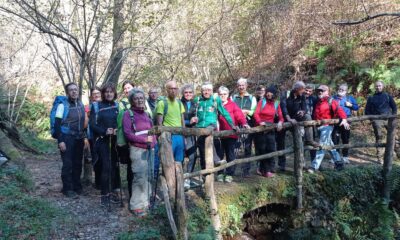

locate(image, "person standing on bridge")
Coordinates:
332 83 359 164
155 81 186 164
191 82 235 170
216 86 249 183
365 80 397 162
180 84 198 189
232 77 257 177
253 85 284 178
308 85 349 173
283 81 320 169
123 89 156 217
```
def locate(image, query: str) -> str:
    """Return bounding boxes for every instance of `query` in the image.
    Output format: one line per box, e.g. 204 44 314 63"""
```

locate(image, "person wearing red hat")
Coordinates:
308 85 349 173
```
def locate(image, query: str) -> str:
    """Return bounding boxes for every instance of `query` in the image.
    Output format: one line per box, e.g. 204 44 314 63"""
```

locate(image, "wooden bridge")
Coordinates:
150 114 398 240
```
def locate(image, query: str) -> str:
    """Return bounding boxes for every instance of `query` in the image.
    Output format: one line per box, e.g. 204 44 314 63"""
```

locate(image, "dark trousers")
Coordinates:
254 131 276 174
276 129 286 170
197 135 220 170
241 134 253 174
216 138 237 176
96 137 121 195
90 139 101 188
186 136 197 173
60 135 84 193
332 125 351 157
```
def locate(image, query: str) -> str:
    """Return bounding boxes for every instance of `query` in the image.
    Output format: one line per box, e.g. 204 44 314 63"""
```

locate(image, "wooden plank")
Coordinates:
204 135 222 240
149 114 399 137
184 142 385 179
175 163 188 240
383 118 398 201
159 132 176 201
292 125 304 209
160 176 178 240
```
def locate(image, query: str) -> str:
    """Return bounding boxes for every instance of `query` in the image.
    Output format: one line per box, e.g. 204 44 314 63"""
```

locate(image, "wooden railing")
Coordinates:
150 114 398 240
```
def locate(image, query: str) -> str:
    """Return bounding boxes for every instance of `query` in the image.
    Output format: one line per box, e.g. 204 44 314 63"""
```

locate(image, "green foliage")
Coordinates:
117 205 172 240
0 166 66 239
224 204 243 236
18 100 50 138
187 204 215 239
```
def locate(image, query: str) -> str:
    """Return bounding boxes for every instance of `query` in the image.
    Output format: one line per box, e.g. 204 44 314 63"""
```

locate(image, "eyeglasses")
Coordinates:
338 89 346 92
168 87 178 90
184 91 193 94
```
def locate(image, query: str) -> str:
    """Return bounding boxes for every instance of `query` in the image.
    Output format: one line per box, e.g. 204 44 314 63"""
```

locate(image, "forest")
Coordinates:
0 0 400 239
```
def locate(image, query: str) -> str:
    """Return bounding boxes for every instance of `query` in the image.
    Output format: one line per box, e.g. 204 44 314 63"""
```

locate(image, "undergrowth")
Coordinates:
0 165 66 239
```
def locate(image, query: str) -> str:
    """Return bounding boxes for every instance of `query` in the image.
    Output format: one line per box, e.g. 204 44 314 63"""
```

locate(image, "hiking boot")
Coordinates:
224 175 233 183
75 188 83 195
64 190 79 199
101 195 110 208
110 193 121 204
307 168 316 174
342 157 350 164
305 140 320 148
184 179 191 190
266 172 275 178
217 174 225 182
215 160 227 166
335 162 344 171
133 209 147 218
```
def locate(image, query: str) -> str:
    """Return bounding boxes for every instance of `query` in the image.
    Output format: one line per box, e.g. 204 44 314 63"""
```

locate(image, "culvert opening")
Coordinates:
242 203 292 240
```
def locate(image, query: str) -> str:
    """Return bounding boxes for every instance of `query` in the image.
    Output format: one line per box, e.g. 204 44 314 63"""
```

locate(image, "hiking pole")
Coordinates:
151 145 160 211
146 142 154 210
115 141 124 208
108 134 112 212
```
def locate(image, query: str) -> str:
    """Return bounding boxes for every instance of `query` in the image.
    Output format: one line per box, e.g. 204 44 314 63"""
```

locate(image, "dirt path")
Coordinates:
24 154 132 240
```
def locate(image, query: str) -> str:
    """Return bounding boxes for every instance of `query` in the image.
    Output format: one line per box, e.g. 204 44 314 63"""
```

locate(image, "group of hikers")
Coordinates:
51 78 397 217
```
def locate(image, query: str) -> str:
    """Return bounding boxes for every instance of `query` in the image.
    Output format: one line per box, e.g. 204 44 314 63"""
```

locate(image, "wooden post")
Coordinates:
175 163 188 240
292 125 304 209
159 132 176 201
204 135 222 239
160 176 178 240
383 118 397 201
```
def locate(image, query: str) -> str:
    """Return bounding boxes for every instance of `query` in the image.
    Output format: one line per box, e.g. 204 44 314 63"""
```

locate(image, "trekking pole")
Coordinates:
151 148 159 211
115 141 124 208
108 134 112 212
146 142 153 210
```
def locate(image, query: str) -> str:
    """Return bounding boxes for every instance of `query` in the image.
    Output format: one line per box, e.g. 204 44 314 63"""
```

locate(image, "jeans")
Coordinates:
311 125 342 170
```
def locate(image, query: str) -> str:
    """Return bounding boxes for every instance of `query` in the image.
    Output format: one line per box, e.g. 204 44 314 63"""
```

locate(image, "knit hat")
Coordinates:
266 85 277 95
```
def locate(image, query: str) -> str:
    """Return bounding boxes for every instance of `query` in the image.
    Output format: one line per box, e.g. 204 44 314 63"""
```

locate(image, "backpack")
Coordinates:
89 101 118 139
116 100 130 147
156 96 183 125
50 96 70 139
261 98 280 122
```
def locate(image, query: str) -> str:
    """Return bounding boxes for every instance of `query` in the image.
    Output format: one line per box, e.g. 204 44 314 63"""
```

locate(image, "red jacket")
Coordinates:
253 99 284 125
218 99 246 139
313 97 347 121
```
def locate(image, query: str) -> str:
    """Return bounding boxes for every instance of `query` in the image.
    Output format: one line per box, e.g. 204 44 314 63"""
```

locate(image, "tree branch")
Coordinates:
333 12 400 25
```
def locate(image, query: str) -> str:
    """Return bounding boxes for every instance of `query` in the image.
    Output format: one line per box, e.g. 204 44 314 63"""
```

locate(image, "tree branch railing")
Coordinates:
156 114 398 239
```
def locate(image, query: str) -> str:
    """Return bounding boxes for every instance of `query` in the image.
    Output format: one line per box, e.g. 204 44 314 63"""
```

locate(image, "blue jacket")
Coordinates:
365 92 397 115
333 95 359 117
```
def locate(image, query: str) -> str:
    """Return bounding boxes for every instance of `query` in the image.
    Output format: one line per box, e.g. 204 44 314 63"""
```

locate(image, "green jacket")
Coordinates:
194 95 234 128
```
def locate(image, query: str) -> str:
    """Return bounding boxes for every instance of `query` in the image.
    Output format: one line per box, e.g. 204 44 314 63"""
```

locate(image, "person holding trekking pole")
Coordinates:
123 89 156 217
89 83 120 208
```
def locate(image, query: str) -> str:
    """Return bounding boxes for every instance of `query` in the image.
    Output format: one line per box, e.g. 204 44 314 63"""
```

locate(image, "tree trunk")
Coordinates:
159 132 176 201
104 0 126 86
